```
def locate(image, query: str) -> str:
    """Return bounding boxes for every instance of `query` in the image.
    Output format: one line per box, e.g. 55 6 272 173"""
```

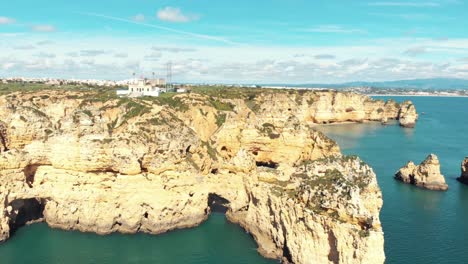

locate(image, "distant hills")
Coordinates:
271 78 468 90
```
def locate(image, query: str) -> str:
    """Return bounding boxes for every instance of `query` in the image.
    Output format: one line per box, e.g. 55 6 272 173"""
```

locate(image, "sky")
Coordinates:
0 0 468 83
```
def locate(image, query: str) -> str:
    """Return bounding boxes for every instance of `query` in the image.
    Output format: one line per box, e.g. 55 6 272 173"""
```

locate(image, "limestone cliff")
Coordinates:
0 87 407 263
457 157 468 185
395 154 448 191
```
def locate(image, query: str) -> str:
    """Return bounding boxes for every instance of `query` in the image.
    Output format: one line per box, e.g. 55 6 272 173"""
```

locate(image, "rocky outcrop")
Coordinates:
398 101 418 128
0 88 400 263
246 91 417 127
457 157 468 184
395 154 448 191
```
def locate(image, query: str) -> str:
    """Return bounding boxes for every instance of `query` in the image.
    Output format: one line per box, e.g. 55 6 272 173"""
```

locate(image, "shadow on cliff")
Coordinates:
208 193 230 214
7 198 45 237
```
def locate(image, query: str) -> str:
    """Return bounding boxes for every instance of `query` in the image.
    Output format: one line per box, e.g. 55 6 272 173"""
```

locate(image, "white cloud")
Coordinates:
151 46 197 53
80 50 107 56
403 46 428 56
114 52 128 58
144 52 162 61
300 25 367 34
2 36 468 82
0 16 15 24
132 14 145 22
13 45 35 50
34 52 56 58
157 7 199 23
36 40 54 46
31 25 56 32
315 54 336 60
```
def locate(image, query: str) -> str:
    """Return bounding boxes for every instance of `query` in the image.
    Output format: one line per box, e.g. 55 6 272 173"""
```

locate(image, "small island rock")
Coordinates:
457 157 468 184
398 101 418 128
395 154 448 191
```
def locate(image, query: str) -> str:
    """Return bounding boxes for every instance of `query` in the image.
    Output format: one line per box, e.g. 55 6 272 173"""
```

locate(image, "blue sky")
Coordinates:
1 0 467 83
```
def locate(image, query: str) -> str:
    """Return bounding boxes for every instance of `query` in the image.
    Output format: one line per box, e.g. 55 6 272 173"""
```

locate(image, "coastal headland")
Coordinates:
0 84 419 263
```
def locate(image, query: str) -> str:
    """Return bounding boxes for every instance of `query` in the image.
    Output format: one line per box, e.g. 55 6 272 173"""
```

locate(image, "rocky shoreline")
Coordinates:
0 88 419 263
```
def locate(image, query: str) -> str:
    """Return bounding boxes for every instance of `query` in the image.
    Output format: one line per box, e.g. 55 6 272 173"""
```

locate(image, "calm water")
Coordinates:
0 213 274 264
1 96 467 264
317 96 468 264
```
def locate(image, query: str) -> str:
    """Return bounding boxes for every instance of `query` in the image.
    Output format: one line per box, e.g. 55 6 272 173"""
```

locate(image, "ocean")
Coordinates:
1 96 467 264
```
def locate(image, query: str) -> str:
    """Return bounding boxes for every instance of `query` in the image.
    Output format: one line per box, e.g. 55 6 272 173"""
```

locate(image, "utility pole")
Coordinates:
166 61 172 91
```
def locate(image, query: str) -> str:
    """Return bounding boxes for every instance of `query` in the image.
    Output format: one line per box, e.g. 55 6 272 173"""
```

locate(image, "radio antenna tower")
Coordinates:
166 61 172 91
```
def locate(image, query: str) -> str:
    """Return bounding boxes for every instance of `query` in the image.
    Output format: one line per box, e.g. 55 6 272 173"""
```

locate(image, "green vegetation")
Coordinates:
146 92 189 111
82 110 93 117
121 101 151 124
246 97 261 113
208 97 234 111
202 141 218 160
259 123 280 139
216 113 227 127
358 230 370 238
21 106 48 118
294 94 303 105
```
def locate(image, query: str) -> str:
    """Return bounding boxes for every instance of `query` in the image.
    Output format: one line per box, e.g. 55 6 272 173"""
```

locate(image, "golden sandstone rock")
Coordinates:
0 88 418 264
398 101 418 128
395 154 448 191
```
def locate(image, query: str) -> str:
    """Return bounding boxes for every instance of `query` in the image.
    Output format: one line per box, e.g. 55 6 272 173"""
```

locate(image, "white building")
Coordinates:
117 78 167 97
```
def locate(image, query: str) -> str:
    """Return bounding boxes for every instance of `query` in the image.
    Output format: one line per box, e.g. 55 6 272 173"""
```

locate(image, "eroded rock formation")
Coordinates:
0 88 414 263
457 157 468 184
398 101 418 128
395 154 448 191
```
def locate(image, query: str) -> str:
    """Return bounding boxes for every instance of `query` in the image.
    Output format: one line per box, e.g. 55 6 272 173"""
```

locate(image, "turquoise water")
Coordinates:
1 96 467 264
0 213 275 264
317 96 468 264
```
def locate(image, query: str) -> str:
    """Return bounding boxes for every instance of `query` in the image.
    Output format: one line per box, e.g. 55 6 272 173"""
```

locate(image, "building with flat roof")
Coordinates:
117 78 167 97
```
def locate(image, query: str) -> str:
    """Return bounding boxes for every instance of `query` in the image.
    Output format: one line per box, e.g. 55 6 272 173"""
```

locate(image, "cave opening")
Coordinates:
7 198 45 236
255 161 279 169
208 193 230 214
409 174 416 185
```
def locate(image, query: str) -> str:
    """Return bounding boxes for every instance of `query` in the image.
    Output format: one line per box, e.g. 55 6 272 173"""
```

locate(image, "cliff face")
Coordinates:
243 91 416 127
0 88 411 263
395 154 448 191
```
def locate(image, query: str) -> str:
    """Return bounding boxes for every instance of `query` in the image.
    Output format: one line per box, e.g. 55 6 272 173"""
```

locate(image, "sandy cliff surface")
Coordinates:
0 88 417 263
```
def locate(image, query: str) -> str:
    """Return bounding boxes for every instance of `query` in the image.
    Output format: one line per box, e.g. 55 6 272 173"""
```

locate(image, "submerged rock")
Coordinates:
380 116 388 125
398 101 418 128
395 154 448 191
457 157 468 184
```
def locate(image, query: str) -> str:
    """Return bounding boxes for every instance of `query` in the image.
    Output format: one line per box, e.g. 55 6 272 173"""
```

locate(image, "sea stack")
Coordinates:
398 101 418 128
395 154 448 191
457 157 468 184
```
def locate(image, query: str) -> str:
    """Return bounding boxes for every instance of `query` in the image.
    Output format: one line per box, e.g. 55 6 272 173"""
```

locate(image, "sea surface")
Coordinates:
0 96 467 264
